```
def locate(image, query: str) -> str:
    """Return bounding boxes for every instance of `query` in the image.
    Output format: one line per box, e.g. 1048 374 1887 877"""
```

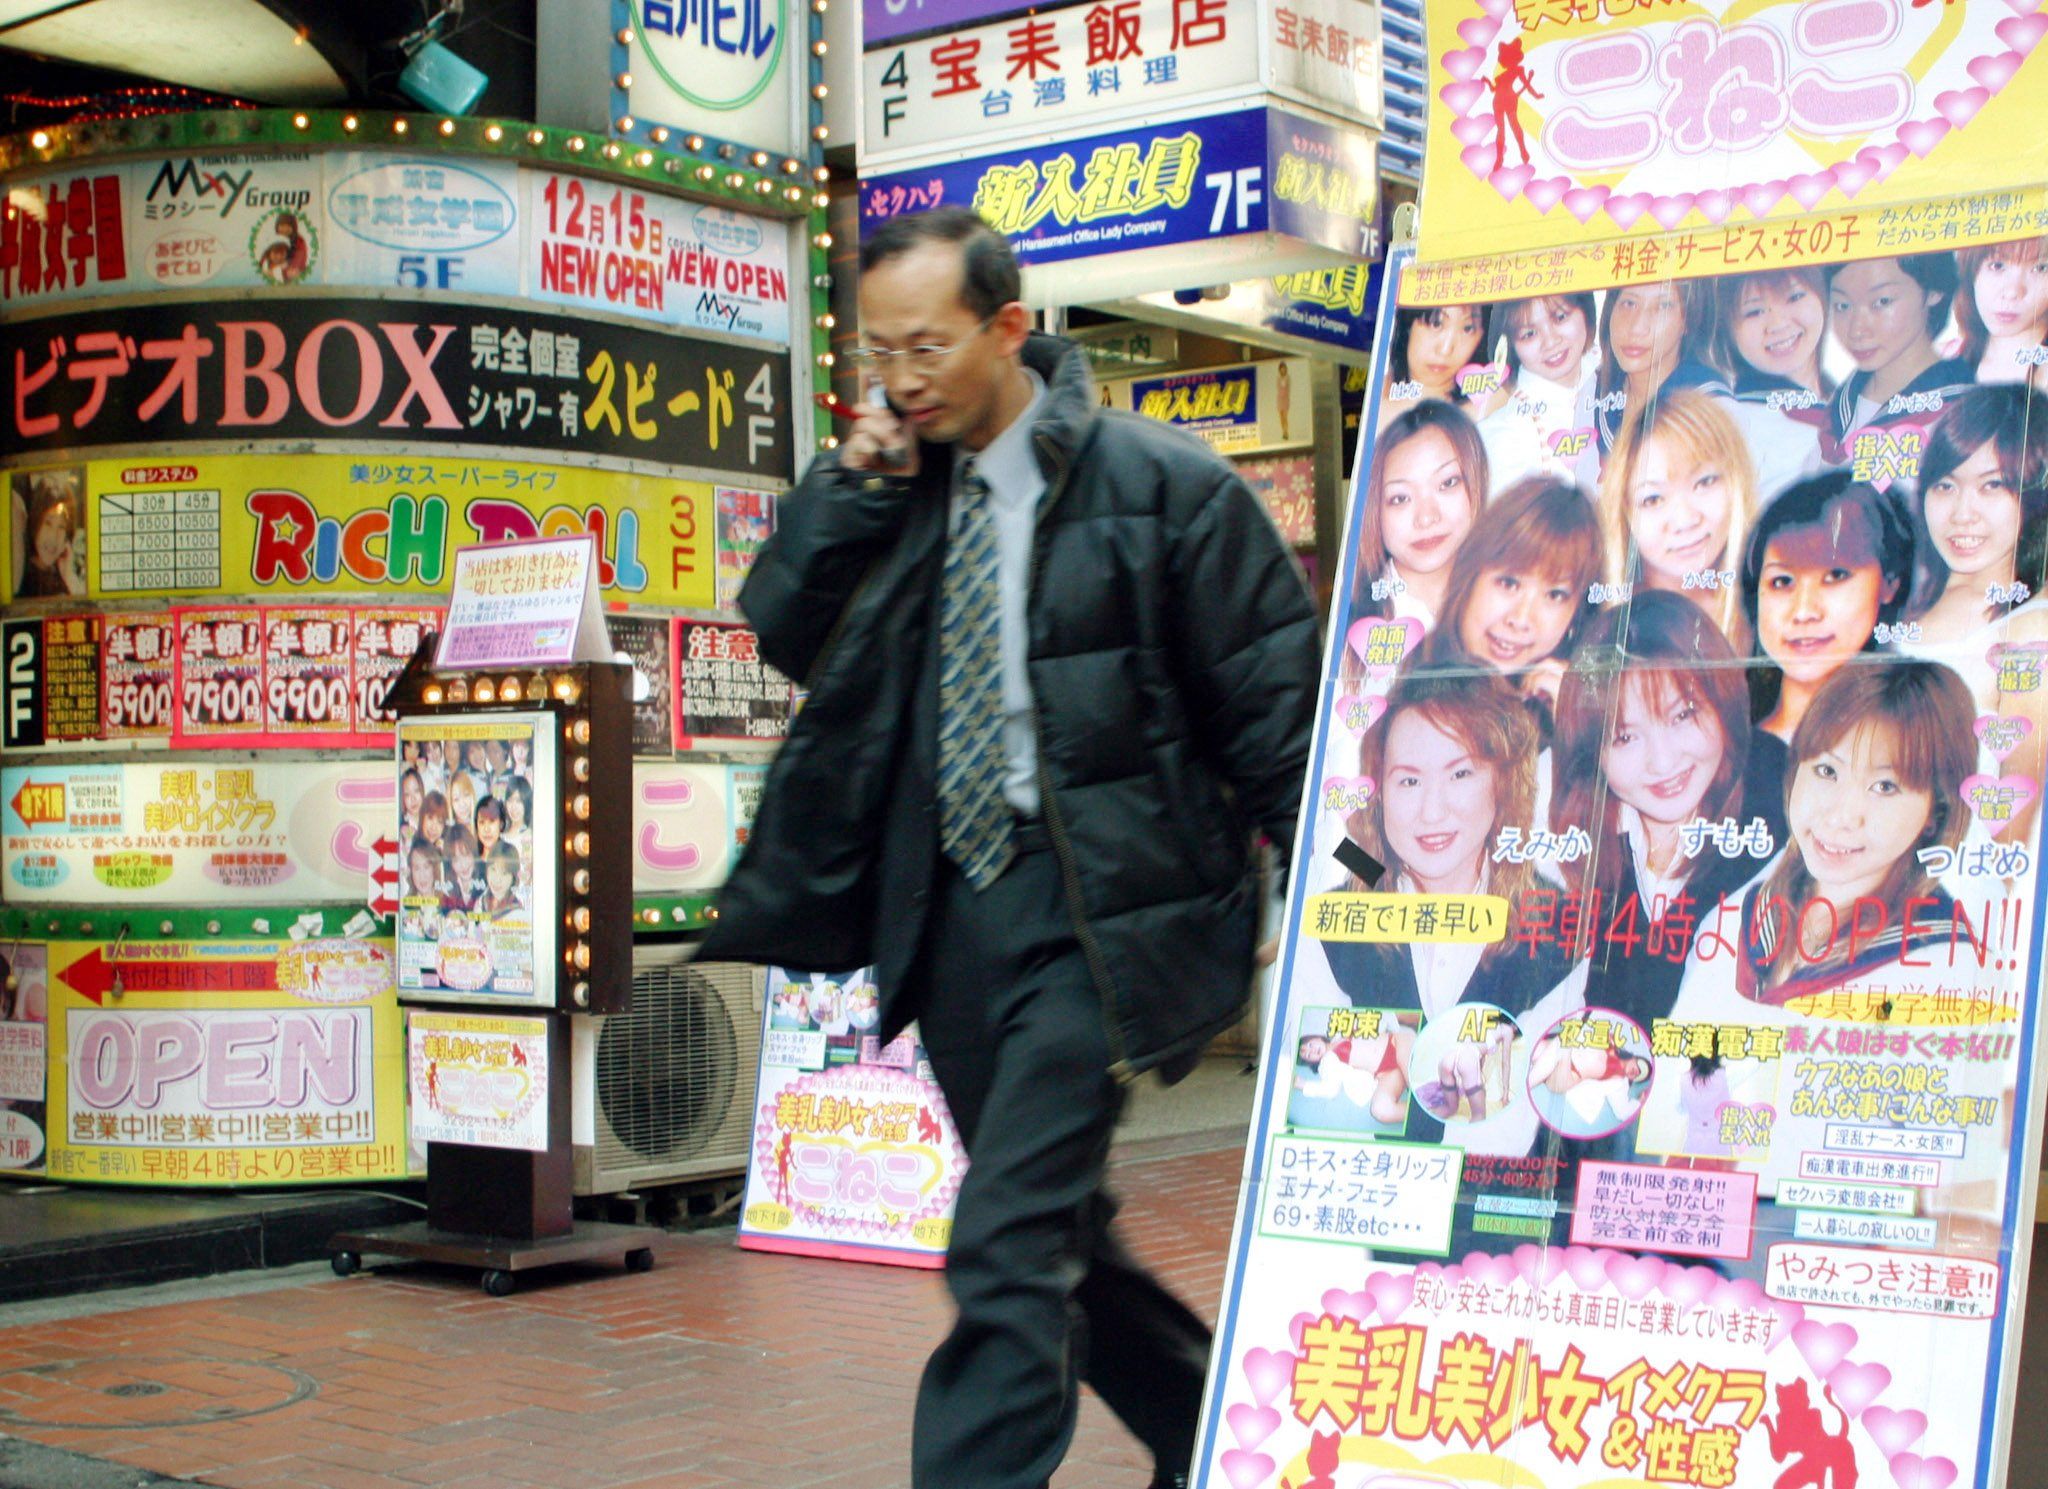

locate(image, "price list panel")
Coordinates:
97 486 221 592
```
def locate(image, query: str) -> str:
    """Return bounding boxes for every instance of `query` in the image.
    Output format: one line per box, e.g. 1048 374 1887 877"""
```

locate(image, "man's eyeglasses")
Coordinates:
846 314 996 373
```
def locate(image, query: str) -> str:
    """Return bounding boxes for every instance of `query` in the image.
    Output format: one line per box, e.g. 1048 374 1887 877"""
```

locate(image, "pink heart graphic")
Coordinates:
1565 1246 1610 1292
1490 163 1535 202
1996 12 2048 54
1826 1359 1891 1417
1477 0 1511 14
1743 180 1789 217
1866 142 1912 176
1288 1313 1313 1351
1788 171 1836 209
1460 143 1496 176
1935 87 1990 127
1443 46 1486 80
1451 114 1495 146
1346 615 1422 670
2004 0 2044 15
1694 188 1735 224
1320 775 1375 816
1563 185 1609 223
1605 193 1653 229
1525 176 1568 214
1711 1276 1765 1313
1241 1347 1294 1408
1649 193 1695 229
1509 1244 1564 1287
1970 50 2026 90
1834 158 1878 198
1442 79 1487 113
1225 1403 1283 1453
1976 714 2034 760
1320 1287 1373 1323
1863 1406 1929 1457
1457 13 1502 47
1658 1265 1715 1310
1547 425 1595 455
1793 1319 1858 1379
1606 1253 1663 1301
1220 1449 1277 1489
1961 773 2038 836
1365 1270 1415 1322
1899 118 1952 158
1765 1297 1806 1352
1335 693 1387 736
1890 1453 1959 1489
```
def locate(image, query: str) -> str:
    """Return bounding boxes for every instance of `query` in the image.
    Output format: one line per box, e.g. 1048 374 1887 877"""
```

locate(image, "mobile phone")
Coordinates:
866 379 911 469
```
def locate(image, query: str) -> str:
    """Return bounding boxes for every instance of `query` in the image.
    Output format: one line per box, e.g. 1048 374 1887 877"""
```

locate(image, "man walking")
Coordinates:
700 208 1320 1489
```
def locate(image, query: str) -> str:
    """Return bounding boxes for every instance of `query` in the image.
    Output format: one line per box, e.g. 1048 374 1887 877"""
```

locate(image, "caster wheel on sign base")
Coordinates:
331 1251 359 1278
625 1248 655 1274
481 1269 516 1297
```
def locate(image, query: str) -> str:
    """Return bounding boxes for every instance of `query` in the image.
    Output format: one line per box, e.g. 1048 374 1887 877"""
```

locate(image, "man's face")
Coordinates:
858 240 1025 449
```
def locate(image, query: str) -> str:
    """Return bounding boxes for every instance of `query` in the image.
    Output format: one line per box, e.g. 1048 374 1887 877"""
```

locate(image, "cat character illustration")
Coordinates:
1764 1378 1858 1489
1491 36 1543 171
1293 1429 1341 1489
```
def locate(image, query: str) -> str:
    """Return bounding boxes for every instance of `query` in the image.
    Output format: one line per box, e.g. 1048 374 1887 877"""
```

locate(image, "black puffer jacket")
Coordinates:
699 335 1320 1080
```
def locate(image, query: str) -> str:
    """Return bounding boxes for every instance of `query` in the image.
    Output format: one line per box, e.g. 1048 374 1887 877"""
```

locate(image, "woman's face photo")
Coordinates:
1973 249 2048 340
1923 440 2022 578
1625 432 1734 584
1458 566 1579 672
486 858 515 900
1830 259 1935 373
1607 286 1685 379
1408 308 1483 391
506 790 529 830
1733 277 1825 381
1604 678 1725 830
1756 536 1891 685
1513 299 1590 383
1789 724 1932 904
1380 426 1476 578
476 810 502 853
32 501 70 567
402 773 424 821
1380 709 1495 891
409 851 436 895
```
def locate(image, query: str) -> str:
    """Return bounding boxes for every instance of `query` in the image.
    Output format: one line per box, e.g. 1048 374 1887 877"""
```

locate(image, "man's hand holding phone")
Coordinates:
837 382 918 477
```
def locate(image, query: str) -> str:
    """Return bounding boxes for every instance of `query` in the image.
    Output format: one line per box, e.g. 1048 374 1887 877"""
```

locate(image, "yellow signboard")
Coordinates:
7 453 720 608
1418 1 2048 263
43 938 406 1186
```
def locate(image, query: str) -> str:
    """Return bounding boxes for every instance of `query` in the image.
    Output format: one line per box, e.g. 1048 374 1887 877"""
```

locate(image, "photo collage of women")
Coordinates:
1203 236 2048 1487
395 716 544 1002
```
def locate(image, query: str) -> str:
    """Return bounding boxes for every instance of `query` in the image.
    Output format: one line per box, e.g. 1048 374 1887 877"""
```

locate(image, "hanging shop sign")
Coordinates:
0 298 792 477
1101 356 1309 454
1126 260 1377 358
1188 239 2048 1488
675 618 793 743
42 937 404 1186
0 153 793 347
1418 0 2048 263
1070 321 1180 375
2 455 721 609
407 1010 553 1152
609 0 808 159
738 967 967 1267
859 104 1377 303
632 761 739 892
861 0 1382 158
1 759 394 904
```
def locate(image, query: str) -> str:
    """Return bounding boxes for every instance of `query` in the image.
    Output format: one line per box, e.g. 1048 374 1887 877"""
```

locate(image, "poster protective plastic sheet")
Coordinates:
1194 239 2048 1489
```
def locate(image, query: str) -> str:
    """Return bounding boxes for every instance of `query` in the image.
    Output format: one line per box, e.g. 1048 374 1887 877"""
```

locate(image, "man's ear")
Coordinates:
993 299 1032 356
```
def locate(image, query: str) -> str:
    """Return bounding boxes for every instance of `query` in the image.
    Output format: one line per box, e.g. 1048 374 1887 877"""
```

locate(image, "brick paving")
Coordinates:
0 1133 1247 1489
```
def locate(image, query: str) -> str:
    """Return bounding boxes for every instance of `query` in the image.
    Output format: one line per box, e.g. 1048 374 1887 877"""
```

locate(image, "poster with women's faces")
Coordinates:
394 714 554 1009
1195 241 2048 1489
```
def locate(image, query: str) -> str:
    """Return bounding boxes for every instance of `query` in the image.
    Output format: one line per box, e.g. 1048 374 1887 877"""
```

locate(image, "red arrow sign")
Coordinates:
368 834 400 919
58 947 279 1005
9 778 65 828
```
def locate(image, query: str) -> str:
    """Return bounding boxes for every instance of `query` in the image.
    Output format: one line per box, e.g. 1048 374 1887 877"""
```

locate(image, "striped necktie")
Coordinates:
937 459 1016 891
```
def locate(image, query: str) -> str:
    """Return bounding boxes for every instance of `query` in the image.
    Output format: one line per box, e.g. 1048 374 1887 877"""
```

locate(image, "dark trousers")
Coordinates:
909 830 1211 1489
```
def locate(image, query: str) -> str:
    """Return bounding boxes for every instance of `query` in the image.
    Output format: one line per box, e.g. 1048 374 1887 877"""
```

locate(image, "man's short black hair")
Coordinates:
859 207 1020 320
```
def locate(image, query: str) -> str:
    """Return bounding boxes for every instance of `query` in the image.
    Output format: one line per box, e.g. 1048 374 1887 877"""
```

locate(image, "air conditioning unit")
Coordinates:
571 941 763 1195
